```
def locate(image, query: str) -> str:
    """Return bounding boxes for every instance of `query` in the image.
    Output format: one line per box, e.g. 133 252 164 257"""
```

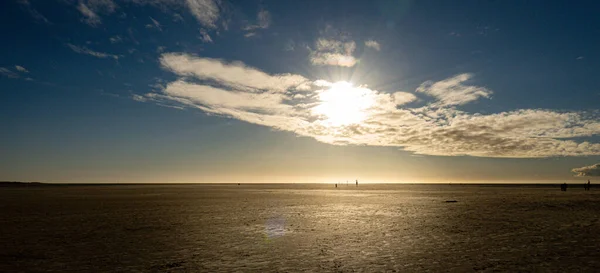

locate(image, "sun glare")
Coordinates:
312 81 375 126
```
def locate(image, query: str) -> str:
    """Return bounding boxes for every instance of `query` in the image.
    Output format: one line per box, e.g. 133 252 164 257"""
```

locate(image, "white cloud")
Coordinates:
125 0 216 27
416 73 492 106
132 94 148 102
199 29 213 43
243 9 270 31
163 80 291 113
315 39 355 53
109 35 122 43
147 16 163 31
396 108 600 157
159 53 309 92
15 66 29 73
310 39 357 67
185 0 220 28
257 9 270 29
139 53 600 158
572 163 600 177
0 67 19 78
393 92 416 105
87 0 117 12
310 53 357 67
66 43 120 60
70 0 225 33
365 40 381 51
78 2 101 26
73 0 224 30
76 0 117 26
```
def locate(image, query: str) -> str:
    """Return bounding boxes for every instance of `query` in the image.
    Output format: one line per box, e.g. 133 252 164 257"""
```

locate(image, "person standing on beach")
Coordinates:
587 180 591 191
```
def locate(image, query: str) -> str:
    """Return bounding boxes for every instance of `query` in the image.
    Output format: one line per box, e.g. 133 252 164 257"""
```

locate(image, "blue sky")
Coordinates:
1 0 599 183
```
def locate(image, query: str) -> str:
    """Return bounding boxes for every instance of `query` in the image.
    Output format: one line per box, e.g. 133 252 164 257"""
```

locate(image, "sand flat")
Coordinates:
1 184 599 272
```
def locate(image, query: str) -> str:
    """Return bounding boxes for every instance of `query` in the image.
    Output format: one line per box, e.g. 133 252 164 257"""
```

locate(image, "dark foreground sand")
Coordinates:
1 184 599 272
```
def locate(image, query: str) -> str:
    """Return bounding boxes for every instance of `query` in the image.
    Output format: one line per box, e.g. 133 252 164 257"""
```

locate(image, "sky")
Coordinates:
1 0 600 183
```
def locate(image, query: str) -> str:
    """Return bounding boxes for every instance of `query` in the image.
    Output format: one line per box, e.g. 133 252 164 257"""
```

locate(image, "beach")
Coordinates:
1 184 599 272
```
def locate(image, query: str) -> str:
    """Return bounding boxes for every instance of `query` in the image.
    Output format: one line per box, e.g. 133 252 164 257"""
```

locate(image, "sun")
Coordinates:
312 81 375 126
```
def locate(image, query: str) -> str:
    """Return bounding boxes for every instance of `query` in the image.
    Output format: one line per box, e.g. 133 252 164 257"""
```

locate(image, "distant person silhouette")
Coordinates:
335 183 337 188
561 182 568 191
356 180 358 187
586 180 591 191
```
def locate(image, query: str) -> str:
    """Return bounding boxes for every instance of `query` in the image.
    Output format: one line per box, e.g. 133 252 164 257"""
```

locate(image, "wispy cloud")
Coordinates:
364 40 381 51
132 94 148 102
257 9 270 29
109 35 122 43
17 0 51 24
15 65 29 73
310 39 357 67
416 73 492 106
284 40 295 51
77 2 101 26
243 9 270 30
185 0 220 28
138 53 600 158
72 0 223 32
66 43 120 60
146 16 163 31
1 65 31 79
0 67 20 78
159 53 309 92
199 29 213 43
76 0 117 26
241 9 271 38
572 163 600 177
87 0 117 12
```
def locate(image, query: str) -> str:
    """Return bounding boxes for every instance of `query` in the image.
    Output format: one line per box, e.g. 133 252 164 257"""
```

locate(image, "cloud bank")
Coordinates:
137 53 600 158
572 163 600 177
